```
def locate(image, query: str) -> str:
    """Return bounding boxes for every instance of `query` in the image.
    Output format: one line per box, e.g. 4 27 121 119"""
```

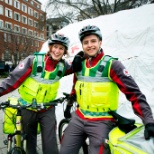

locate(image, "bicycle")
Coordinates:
0 95 69 154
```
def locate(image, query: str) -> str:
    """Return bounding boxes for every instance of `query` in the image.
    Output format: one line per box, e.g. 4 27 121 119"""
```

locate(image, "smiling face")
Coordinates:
81 34 102 57
48 43 66 61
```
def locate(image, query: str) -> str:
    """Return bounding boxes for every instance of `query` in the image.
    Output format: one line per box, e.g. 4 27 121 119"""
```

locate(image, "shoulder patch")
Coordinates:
123 68 130 77
18 62 24 69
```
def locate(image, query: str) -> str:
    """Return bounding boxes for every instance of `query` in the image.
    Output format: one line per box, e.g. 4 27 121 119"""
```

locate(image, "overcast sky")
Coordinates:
38 0 48 11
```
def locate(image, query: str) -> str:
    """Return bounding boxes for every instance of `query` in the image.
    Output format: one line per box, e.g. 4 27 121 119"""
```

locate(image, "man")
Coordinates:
60 25 154 154
0 33 83 154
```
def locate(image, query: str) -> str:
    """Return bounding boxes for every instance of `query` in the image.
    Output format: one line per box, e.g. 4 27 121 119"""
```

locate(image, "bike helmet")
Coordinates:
48 33 70 50
79 25 102 42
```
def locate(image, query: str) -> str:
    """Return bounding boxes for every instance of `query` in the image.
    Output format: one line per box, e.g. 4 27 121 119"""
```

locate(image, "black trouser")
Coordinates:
22 107 58 154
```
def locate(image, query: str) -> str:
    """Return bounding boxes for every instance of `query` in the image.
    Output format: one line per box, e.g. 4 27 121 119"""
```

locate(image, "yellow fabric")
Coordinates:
3 97 17 134
3 97 41 134
109 124 147 154
18 77 60 104
75 80 119 112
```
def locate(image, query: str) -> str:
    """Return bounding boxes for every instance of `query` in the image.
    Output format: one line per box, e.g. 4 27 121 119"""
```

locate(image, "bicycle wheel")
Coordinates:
58 118 70 143
21 133 27 153
8 147 26 154
58 118 89 154
4 138 12 153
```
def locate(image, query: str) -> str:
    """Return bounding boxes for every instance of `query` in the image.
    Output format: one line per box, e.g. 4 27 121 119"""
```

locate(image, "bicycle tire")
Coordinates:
7 139 12 153
8 147 26 154
58 118 89 154
22 139 27 153
58 118 70 143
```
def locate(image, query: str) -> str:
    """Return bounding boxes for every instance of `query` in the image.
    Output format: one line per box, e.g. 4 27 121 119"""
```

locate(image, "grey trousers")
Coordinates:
60 112 116 154
22 107 58 154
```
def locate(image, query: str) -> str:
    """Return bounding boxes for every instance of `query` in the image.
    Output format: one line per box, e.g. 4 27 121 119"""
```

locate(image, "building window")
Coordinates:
35 41 39 47
5 22 12 29
5 0 12 5
34 21 38 28
30 40 33 46
14 12 20 21
8 34 11 43
16 36 20 44
40 33 44 39
22 4 27 13
5 8 12 18
40 14 44 20
0 5 3 15
34 11 38 18
4 49 11 61
14 25 20 32
28 18 33 26
0 20 3 28
14 0 20 9
28 7 33 16
30 1 33 5
22 27 27 34
37 5 40 9
4 33 7 42
34 31 38 37
28 30 33 36
22 15 27 24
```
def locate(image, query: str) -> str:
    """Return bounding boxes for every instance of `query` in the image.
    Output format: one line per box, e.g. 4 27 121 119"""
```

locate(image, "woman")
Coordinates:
0 33 83 154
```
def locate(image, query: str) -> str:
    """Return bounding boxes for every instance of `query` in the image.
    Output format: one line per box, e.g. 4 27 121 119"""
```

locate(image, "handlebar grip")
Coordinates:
0 101 10 109
0 101 10 106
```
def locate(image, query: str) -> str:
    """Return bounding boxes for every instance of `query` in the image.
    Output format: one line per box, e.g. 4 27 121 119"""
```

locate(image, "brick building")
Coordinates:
0 0 46 65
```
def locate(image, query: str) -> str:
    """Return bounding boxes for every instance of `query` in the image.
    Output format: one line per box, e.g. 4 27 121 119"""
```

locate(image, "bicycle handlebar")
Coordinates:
0 92 70 110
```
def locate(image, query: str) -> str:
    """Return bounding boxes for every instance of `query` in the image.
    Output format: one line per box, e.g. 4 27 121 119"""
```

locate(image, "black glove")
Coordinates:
64 95 76 119
72 51 85 72
144 123 154 140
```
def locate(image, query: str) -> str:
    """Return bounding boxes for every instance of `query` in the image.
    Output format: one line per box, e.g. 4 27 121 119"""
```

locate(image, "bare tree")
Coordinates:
46 0 153 22
0 31 37 66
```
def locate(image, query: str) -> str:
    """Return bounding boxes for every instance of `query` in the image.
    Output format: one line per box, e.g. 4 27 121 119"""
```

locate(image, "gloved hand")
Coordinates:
64 95 76 119
144 123 154 140
72 51 85 72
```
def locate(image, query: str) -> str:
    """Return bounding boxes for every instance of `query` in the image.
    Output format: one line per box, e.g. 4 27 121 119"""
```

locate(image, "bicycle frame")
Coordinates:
15 108 24 149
